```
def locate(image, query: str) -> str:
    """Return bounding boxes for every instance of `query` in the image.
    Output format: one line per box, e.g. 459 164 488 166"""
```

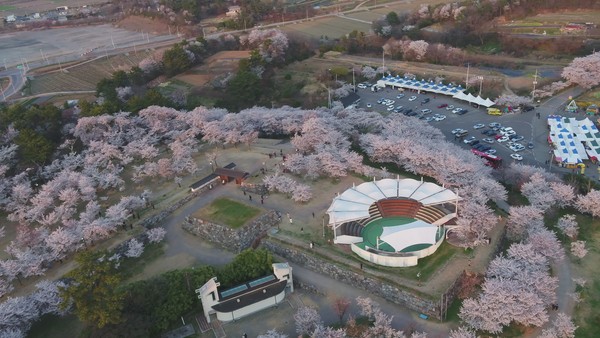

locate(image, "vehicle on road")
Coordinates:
464 136 477 144
482 138 495 144
438 104 448 108
511 135 525 142
357 83 368 89
527 142 534 149
487 108 503 116
473 123 485 129
510 153 523 161
522 105 535 112
409 96 417 101
472 149 503 168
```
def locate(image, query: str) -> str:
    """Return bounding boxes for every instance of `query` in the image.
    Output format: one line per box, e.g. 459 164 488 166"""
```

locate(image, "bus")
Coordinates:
471 149 502 168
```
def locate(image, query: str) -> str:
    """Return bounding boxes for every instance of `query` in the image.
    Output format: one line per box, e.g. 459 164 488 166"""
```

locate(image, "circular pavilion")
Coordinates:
327 177 460 267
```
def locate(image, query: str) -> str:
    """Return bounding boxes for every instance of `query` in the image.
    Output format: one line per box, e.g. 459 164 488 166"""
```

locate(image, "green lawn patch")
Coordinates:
0 5 16 11
28 314 84 338
195 198 261 228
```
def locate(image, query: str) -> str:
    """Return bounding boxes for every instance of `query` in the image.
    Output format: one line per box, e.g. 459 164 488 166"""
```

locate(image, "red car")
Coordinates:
437 103 448 108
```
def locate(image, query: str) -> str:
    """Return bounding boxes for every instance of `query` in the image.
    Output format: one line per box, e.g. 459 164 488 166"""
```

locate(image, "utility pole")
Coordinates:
352 67 356 92
382 50 385 77
532 69 538 102
111 34 115 49
478 76 483 96
465 63 470 89
3 58 7 70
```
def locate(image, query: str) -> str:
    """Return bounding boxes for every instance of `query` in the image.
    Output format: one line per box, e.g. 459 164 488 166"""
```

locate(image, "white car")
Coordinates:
510 153 523 161
464 136 476 144
408 96 417 101
421 109 432 114
497 136 509 143
473 123 485 129
510 144 526 152
434 114 446 121
387 100 395 105
451 128 464 134
387 106 395 111
366 103 372 108
485 149 497 155
357 83 367 89
396 94 405 99
482 138 495 144
489 122 501 128
452 108 462 114
503 130 517 136
445 105 455 110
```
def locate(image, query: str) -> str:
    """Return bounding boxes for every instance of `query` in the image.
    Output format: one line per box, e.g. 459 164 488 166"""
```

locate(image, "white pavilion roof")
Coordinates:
327 178 460 224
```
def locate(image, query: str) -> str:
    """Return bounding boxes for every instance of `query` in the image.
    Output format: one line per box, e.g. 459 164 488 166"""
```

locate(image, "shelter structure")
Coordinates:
196 263 293 323
548 116 600 165
327 177 459 267
214 163 249 184
376 75 495 107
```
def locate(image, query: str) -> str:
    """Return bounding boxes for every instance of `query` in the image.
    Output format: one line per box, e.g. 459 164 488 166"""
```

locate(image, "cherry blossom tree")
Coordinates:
556 214 579 239
257 329 288 338
570 240 587 259
540 313 577 338
146 227 167 243
561 51 600 89
576 189 600 217
240 29 289 63
495 95 532 107
293 306 322 335
507 205 544 240
362 66 377 80
449 326 477 338
125 238 144 258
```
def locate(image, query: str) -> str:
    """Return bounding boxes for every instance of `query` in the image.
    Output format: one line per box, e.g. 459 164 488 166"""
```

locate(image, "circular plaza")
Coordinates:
327 178 460 267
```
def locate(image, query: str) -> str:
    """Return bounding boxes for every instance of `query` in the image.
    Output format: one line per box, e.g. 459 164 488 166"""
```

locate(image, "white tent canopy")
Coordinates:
327 178 460 225
380 220 438 252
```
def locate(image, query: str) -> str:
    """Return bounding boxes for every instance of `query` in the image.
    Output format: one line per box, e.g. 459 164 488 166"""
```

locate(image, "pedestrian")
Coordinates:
261 198 264 205
301 227 304 232
280 149 283 155
289 218 293 224
310 242 313 249
249 195 252 201
360 263 363 270
312 212 315 218
243 190 246 195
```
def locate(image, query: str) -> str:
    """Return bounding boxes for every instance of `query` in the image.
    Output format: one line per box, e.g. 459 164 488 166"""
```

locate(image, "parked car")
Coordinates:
527 142 534 149
387 106 395 111
421 98 430 104
452 128 465 134
473 123 485 129
463 136 477 144
510 153 523 161
489 122 501 128
421 108 432 114
434 114 446 121
482 138 495 144
445 105 455 110
438 103 448 108
456 130 468 138
409 96 417 101
357 83 367 89
479 145 491 152
522 105 535 112
452 108 462 114
366 103 372 108
512 135 525 142
485 149 497 155
456 109 468 115
396 94 405 99
425 117 435 122
497 136 510 143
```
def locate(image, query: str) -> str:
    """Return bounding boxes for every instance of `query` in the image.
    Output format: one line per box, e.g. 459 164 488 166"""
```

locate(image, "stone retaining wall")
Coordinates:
141 192 198 229
183 210 281 253
262 238 441 318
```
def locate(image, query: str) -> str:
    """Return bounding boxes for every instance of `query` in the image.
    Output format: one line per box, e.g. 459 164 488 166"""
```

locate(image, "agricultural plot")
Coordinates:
29 52 152 95
346 0 456 23
282 16 372 39
174 50 250 88
0 0 107 16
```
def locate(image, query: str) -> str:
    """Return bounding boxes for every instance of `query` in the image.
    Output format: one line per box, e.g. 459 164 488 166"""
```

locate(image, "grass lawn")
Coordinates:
195 198 261 229
28 314 85 338
0 5 16 11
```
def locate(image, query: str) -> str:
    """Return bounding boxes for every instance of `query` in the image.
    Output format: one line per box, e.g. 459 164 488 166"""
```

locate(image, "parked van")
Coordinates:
456 130 468 138
487 108 502 116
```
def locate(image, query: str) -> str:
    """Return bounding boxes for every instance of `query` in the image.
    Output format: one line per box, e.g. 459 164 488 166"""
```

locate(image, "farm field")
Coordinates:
0 24 174 69
28 51 153 95
346 0 456 22
0 0 107 16
174 50 250 88
282 16 371 39
504 10 600 26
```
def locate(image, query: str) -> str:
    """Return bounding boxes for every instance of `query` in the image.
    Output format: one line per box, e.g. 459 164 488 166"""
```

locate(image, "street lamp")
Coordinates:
477 76 483 96
209 161 214 172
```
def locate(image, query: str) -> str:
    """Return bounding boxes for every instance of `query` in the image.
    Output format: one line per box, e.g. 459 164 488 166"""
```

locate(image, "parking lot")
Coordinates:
354 85 541 167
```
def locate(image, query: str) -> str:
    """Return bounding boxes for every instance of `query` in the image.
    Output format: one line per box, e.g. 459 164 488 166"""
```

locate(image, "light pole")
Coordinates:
532 69 538 102
209 161 214 172
477 76 484 96
322 216 325 237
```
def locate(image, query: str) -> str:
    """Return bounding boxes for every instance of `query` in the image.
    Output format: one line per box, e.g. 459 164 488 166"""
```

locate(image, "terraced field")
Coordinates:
29 52 153 95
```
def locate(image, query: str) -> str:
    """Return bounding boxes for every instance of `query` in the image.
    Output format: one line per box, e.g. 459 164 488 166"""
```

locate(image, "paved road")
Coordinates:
0 68 26 101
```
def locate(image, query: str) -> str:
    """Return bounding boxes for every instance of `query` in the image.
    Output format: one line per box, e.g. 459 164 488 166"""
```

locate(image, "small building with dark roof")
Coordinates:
196 263 293 323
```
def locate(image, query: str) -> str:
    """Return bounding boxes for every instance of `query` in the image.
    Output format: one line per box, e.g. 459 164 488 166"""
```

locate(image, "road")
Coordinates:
0 68 26 101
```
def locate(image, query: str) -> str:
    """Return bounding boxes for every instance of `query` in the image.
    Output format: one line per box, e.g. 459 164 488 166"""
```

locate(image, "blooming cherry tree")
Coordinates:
571 240 588 259
561 51 600 89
